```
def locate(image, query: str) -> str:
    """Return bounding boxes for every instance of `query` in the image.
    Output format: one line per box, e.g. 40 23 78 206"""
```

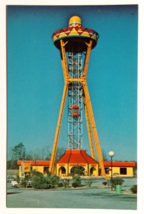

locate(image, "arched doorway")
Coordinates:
59 166 66 176
90 167 96 176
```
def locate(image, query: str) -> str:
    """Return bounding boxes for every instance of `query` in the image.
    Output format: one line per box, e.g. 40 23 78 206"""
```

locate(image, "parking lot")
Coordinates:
7 177 137 209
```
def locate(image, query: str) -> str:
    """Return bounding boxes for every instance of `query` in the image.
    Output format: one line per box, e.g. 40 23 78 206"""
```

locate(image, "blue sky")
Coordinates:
7 5 138 161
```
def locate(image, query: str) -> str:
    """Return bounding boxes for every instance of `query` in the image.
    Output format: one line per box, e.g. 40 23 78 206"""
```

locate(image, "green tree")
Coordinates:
102 149 108 161
45 147 65 161
71 165 85 175
12 142 26 160
25 154 33 160
56 147 65 161
7 160 19 169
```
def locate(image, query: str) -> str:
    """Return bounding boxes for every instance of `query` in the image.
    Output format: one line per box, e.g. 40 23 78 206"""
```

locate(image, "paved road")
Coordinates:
7 178 137 209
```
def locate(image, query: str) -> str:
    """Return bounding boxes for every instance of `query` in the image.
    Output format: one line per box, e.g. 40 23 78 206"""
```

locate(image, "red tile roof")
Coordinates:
69 151 87 163
57 150 98 164
103 161 136 167
81 150 97 164
17 156 136 168
57 150 71 163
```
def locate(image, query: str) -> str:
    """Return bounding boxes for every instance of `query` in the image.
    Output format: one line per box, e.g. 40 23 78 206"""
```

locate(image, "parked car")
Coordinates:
11 180 19 188
7 176 16 183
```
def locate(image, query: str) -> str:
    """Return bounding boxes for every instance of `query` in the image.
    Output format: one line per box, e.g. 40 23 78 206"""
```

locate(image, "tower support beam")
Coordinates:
83 96 96 160
83 82 105 176
49 83 68 173
60 39 69 81
82 40 93 78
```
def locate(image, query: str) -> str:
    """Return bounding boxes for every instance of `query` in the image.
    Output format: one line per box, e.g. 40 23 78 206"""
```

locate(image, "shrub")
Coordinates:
113 173 119 177
31 174 59 189
72 182 79 188
103 182 107 186
131 185 137 194
31 169 43 177
31 175 50 189
110 177 124 189
20 178 27 188
72 175 81 187
58 182 63 187
87 178 93 187
25 172 32 183
63 179 69 188
84 177 93 187
50 175 59 187
16 174 20 184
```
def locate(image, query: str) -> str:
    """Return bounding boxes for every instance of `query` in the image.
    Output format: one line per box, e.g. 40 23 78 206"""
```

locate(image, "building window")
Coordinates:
44 167 49 174
120 167 127 175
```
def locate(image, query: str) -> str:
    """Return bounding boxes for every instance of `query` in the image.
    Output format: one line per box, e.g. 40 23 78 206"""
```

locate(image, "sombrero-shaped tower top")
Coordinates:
52 16 99 52
69 16 82 27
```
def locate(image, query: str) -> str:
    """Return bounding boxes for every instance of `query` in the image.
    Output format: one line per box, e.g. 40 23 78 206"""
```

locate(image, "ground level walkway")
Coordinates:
7 178 137 209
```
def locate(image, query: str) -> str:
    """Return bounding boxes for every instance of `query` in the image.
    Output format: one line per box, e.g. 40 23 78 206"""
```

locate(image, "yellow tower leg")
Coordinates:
60 39 69 80
49 84 68 173
82 40 93 78
83 82 105 176
49 39 69 173
83 96 96 160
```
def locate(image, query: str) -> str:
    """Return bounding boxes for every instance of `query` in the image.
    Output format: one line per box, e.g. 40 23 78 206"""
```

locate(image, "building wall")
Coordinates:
108 167 120 176
19 165 57 177
57 163 99 176
32 166 44 173
18 163 134 178
57 164 68 176
120 167 133 177
33 166 57 175
106 166 134 177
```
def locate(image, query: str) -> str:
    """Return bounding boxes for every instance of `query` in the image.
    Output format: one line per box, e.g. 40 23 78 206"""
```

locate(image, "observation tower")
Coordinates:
49 16 105 176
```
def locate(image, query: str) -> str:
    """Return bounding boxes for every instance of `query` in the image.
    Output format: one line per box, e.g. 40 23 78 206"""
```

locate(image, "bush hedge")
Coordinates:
72 182 79 188
58 182 63 187
72 175 81 187
131 185 137 194
111 177 124 189
103 182 107 186
20 178 27 188
31 174 59 189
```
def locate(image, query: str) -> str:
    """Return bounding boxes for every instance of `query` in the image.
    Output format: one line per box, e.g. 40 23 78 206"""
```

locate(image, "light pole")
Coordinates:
109 151 114 191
